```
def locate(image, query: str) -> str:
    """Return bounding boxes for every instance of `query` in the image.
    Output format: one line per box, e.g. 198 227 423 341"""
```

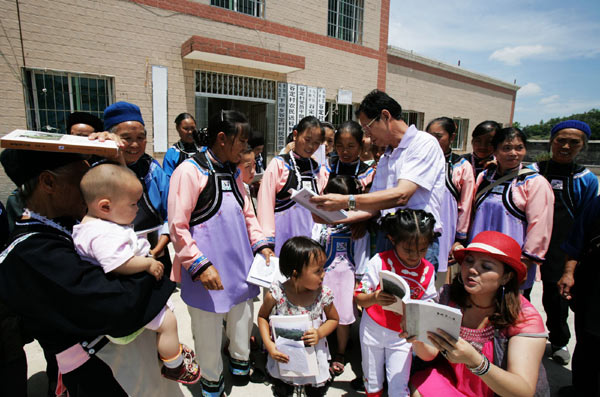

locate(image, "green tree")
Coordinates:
515 109 600 140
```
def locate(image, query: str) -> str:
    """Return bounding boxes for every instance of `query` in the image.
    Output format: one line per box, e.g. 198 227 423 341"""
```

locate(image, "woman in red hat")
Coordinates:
407 231 549 397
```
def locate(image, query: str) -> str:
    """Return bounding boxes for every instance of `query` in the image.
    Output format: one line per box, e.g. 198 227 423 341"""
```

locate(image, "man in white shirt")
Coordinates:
311 90 445 261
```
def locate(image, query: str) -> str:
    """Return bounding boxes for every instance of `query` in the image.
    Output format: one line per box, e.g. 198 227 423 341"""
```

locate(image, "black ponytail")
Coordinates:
202 110 251 148
379 209 437 246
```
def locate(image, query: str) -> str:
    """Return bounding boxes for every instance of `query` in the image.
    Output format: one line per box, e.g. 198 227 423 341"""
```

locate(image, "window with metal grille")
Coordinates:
22 68 114 133
325 102 355 127
402 110 424 131
195 71 276 100
210 0 264 17
452 118 470 150
328 0 364 44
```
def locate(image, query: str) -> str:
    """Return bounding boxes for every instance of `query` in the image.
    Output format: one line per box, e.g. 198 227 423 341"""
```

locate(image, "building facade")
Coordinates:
0 0 517 199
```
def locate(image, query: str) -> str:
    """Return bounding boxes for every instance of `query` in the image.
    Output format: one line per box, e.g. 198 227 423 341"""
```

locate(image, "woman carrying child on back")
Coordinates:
257 116 329 255
312 175 370 377
355 209 438 397
258 237 339 397
72 163 199 384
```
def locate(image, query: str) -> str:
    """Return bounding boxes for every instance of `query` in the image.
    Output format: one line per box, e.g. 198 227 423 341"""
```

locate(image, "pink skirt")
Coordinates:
323 256 356 325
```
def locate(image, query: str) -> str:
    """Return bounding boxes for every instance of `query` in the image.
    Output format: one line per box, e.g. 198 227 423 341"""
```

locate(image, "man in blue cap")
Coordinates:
530 119 597 367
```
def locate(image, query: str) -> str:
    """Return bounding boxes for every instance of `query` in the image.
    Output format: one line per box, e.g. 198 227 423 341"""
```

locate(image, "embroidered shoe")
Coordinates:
161 359 201 385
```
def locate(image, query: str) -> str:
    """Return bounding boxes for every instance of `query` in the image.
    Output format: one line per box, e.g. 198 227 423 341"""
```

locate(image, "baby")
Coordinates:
72 163 200 384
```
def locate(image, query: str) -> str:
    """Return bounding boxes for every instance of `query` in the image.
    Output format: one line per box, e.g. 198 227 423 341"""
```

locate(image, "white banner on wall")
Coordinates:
152 65 168 153
307 86 317 118
297 85 307 121
287 83 297 134
317 88 326 122
277 82 288 151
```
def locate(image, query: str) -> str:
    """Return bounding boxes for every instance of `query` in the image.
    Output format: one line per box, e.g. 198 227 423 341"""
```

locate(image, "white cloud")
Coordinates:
540 95 560 105
518 82 542 97
388 1 600 63
489 45 554 66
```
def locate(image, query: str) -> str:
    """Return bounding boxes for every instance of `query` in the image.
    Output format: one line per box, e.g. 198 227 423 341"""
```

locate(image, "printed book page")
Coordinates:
404 300 462 346
289 188 347 223
1 129 119 157
379 270 410 315
246 255 285 288
270 314 318 377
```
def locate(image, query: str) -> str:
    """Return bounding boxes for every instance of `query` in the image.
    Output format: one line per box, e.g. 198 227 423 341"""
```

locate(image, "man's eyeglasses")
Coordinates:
361 117 378 133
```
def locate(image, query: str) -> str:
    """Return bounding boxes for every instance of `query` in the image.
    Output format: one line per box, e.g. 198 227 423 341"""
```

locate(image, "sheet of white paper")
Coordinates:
289 188 347 223
276 337 309 374
247 255 282 288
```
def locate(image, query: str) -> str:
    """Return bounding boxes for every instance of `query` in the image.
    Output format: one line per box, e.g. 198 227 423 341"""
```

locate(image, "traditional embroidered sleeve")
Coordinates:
357 165 376 191
235 171 271 253
148 160 171 235
454 159 475 240
577 170 599 216
162 146 179 178
515 174 555 261
256 157 289 245
354 254 381 296
506 296 548 338
168 160 209 282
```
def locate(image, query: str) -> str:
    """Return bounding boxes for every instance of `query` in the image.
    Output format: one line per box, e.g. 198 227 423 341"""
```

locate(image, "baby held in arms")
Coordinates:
72 163 200 384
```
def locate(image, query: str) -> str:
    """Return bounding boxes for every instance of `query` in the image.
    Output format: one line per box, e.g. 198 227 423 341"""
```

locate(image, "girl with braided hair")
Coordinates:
355 209 439 397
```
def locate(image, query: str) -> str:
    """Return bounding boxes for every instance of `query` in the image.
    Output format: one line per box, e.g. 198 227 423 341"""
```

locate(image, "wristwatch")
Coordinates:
348 194 356 211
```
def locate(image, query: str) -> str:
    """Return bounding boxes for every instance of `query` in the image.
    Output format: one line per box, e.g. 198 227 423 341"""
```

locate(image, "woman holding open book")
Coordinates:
408 231 549 397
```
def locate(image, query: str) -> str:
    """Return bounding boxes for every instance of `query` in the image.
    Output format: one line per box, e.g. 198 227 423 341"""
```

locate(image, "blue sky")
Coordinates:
388 0 600 126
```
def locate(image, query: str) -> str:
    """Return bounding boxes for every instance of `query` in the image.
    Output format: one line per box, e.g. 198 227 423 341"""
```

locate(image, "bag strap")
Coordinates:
475 168 536 202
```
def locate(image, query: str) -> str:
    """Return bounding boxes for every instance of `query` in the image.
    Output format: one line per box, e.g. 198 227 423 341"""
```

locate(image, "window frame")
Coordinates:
22 68 114 134
452 117 470 151
210 0 265 18
401 110 425 131
327 0 364 44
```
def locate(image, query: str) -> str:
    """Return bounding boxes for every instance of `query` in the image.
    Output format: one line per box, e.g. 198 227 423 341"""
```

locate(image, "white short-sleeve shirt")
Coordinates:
370 125 445 231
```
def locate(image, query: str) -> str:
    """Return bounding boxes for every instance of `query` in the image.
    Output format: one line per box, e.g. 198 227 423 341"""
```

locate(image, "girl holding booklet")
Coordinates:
257 116 329 255
408 231 548 397
258 237 339 397
355 210 438 397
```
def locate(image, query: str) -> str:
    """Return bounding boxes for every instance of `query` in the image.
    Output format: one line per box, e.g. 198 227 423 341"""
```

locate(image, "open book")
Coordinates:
379 270 462 346
270 314 318 377
1 129 119 157
289 187 347 223
246 254 286 288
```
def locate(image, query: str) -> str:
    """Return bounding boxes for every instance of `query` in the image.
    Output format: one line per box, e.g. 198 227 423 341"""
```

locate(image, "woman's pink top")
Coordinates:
452 157 475 240
256 155 329 241
412 295 547 397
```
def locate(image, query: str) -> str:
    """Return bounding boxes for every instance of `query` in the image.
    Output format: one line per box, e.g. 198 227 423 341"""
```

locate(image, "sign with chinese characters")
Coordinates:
287 83 297 134
317 88 326 121
277 82 288 151
297 85 307 121
307 87 317 118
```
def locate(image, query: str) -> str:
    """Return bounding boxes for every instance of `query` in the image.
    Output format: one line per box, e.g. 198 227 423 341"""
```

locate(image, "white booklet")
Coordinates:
270 314 318 377
379 270 462 346
289 188 347 223
1 129 119 157
246 254 285 288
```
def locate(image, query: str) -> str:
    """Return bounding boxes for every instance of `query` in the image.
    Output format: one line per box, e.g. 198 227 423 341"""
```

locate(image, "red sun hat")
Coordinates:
453 231 527 283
